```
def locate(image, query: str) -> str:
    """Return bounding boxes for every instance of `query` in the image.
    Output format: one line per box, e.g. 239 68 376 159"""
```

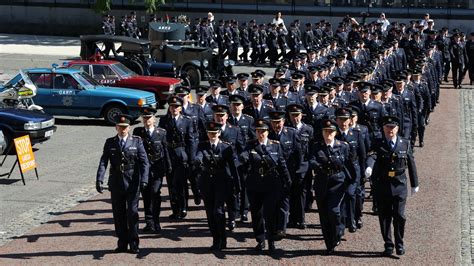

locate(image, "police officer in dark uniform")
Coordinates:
96 114 149 254
133 108 172 234
335 107 366 233
195 85 214 124
243 84 274 120
450 32 468 89
350 82 386 143
239 22 250 63
158 96 197 219
366 116 419 256
239 119 291 252
286 104 313 228
212 104 245 231
206 79 229 106
309 118 354 255
393 76 418 147
194 122 240 251
268 111 303 239
228 94 255 222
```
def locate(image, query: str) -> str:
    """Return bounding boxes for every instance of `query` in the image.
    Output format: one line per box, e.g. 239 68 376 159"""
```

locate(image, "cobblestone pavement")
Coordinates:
0 85 464 264
460 87 474 265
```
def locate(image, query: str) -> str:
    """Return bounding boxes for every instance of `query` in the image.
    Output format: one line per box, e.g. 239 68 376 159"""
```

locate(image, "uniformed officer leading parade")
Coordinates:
96 114 149 254
366 116 419 256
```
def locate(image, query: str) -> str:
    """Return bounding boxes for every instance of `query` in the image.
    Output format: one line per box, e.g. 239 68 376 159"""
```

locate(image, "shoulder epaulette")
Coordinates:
132 135 142 140
243 114 253 119
270 140 280 144
221 141 232 146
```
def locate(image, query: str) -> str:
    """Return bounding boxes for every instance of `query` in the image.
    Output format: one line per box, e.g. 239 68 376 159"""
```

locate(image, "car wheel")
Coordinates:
103 104 127 125
183 65 201 87
1 130 12 155
124 59 144 76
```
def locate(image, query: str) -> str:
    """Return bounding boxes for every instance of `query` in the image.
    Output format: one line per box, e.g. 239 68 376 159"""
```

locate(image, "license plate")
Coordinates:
45 130 54 137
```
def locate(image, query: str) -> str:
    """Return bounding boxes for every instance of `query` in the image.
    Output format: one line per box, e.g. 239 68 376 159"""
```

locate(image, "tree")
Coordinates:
95 0 166 13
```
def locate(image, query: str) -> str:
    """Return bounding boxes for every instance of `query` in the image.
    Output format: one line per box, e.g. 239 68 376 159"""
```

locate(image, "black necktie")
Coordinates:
120 139 126 150
211 144 217 153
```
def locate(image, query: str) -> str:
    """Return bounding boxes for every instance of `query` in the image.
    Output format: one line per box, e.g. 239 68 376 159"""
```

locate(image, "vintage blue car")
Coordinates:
4 68 157 124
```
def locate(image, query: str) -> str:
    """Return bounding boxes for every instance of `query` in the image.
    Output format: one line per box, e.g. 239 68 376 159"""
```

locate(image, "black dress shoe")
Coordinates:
348 227 357 233
268 241 276 252
356 219 363 229
142 224 154 233
255 241 265 251
194 195 202 205
129 246 140 254
383 247 394 256
396 247 405 255
419 142 424 147
227 220 236 231
325 248 335 255
114 246 128 253
179 210 187 219
240 214 248 222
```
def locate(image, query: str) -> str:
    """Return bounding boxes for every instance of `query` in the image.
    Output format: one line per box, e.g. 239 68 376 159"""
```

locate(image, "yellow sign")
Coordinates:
14 135 37 173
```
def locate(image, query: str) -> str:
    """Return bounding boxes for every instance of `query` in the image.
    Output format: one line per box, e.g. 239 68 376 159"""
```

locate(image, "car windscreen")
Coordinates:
73 72 101 88
111 63 138 78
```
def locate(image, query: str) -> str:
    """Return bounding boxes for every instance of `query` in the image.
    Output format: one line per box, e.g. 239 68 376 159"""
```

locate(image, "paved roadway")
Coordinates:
0 34 471 264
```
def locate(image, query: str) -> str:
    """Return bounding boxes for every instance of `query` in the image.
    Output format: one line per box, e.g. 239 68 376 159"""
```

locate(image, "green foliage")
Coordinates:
94 0 166 13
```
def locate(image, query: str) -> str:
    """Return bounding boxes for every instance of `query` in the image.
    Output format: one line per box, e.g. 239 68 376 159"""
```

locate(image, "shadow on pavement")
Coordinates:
10 229 114 243
45 217 114 227
0 249 112 260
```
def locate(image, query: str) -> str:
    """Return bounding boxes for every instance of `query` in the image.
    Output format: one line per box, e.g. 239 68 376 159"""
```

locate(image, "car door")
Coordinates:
29 73 55 113
49 73 91 116
91 64 120 85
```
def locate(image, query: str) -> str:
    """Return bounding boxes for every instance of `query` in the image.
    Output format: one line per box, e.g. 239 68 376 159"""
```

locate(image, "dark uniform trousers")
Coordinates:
242 141 291 244
310 141 352 250
368 137 419 250
196 141 240 247
96 136 149 249
133 127 171 228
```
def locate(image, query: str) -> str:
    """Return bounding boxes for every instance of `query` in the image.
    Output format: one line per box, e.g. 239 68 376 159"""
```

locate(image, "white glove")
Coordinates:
411 186 419 194
365 167 372 178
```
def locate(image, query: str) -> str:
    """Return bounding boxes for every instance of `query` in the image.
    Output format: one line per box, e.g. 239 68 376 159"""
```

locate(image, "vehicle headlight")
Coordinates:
138 98 145 106
24 121 41 130
223 60 230 67
202 59 209 68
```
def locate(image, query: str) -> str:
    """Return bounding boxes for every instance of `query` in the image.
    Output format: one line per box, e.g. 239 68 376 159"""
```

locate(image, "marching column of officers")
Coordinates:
95 14 472 256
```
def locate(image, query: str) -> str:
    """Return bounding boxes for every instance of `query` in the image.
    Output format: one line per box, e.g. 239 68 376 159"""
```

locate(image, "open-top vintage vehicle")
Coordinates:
148 22 235 87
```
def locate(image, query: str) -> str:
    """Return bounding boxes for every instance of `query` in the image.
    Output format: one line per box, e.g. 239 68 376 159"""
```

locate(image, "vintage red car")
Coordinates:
66 60 181 107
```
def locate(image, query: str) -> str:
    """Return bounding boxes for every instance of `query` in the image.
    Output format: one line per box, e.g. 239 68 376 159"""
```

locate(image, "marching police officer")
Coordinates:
335 107 366 233
309 118 354 255
132 107 172 234
243 84 274 120
212 104 245 231
96 114 149 254
268 110 303 239
239 119 291 252
366 116 419 256
194 122 240 251
158 96 198 220
286 104 314 229
228 94 255 222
